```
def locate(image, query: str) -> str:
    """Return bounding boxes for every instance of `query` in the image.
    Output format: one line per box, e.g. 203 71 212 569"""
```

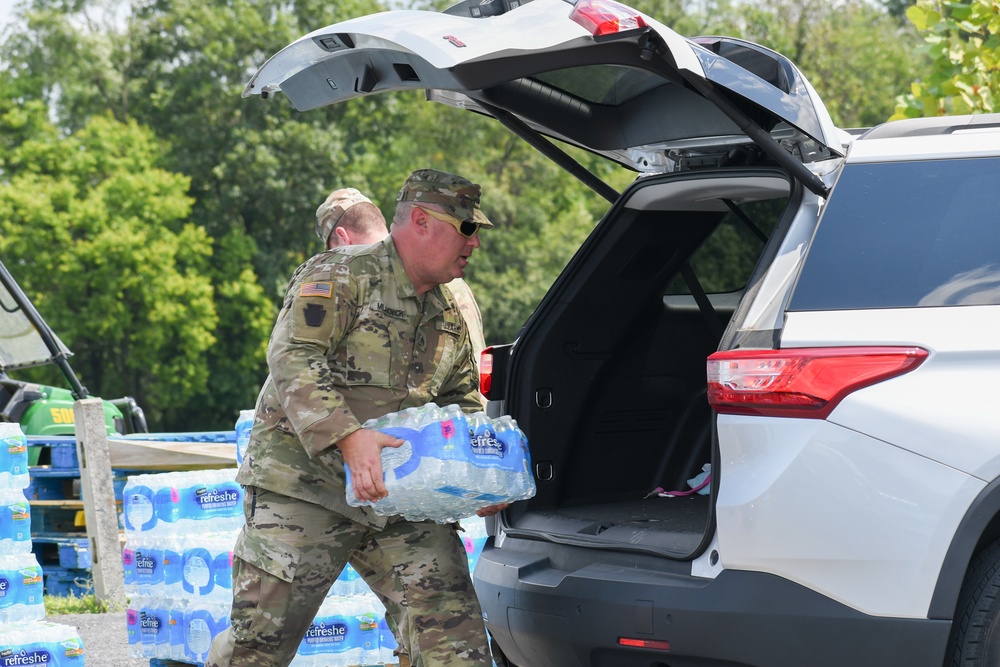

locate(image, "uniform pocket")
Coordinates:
343 305 393 386
425 324 460 395
229 528 303 650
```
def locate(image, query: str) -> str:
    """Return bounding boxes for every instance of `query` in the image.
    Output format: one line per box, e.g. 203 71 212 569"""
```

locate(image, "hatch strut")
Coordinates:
681 75 831 199
474 98 621 205
0 260 90 400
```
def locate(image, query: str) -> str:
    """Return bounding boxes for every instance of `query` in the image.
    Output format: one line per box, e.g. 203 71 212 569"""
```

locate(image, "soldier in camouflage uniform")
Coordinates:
312 184 499 665
314 185 488 400
205 169 497 667
315 187 388 248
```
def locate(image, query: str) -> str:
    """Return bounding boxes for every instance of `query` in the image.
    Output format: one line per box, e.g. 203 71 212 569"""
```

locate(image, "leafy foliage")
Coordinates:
0 90 272 428
892 0 1000 118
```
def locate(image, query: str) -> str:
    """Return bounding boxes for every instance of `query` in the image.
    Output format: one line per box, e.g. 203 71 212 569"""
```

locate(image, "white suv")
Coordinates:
245 1 1000 664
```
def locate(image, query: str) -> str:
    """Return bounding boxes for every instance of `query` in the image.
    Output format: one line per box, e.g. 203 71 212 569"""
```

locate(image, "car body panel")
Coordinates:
780 307 1000 481
715 413 983 618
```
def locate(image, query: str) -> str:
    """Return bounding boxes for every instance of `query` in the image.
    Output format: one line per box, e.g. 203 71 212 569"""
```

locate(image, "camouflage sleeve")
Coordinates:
266 263 361 457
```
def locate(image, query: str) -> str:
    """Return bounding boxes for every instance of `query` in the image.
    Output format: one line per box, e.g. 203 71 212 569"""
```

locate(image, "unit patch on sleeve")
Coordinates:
303 303 327 327
300 281 334 298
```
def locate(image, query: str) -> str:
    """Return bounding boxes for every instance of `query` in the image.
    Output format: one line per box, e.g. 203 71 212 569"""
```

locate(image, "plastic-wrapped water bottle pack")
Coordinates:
0 621 85 666
345 404 535 523
122 468 243 662
0 424 86 664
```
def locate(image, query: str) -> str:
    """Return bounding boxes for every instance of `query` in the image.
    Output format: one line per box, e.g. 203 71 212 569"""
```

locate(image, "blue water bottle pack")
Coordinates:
0 552 44 624
0 423 29 490
345 403 535 522
0 489 31 555
0 621 85 667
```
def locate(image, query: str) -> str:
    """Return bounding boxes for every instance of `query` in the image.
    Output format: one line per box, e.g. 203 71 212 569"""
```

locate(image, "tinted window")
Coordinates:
534 65 662 105
791 157 1000 310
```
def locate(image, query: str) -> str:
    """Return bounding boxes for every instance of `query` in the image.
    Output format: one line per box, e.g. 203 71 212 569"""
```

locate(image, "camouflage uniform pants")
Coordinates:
204 486 491 667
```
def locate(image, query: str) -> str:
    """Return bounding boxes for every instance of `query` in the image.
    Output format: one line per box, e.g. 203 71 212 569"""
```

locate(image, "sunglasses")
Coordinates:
416 205 482 238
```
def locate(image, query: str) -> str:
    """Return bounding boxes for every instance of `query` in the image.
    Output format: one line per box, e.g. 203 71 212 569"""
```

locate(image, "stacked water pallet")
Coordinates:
22 435 93 596
0 422 86 665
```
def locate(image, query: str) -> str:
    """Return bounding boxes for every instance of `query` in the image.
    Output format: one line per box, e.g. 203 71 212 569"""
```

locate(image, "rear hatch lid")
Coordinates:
243 0 844 188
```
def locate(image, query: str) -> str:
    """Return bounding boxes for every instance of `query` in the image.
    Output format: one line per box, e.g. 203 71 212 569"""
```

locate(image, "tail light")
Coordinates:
707 347 928 419
570 0 648 38
479 347 495 399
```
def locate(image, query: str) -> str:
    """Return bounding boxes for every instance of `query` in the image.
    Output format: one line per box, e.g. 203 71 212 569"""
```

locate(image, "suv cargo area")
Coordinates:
496 168 792 557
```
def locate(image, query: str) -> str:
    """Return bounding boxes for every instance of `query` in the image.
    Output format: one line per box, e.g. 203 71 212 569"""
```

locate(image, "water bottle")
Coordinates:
493 415 535 502
184 599 231 664
139 600 171 658
235 409 255 466
0 423 29 490
352 591 384 667
378 613 400 667
210 536 234 605
0 488 31 554
297 594 354 667
123 475 158 533
122 536 138 596
182 541 215 599
153 472 183 533
127 596 145 658
162 533 185 601
167 597 189 661
133 534 164 598
330 563 365 598
461 513 489 574
0 552 44 623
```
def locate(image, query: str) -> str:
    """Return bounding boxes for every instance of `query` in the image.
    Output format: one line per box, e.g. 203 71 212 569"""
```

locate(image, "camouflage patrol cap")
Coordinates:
315 188 373 243
396 169 494 229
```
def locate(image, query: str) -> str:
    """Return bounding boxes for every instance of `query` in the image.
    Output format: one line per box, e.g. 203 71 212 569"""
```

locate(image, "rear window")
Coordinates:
790 157 1000 310
665 198 785 295
534 65 662 105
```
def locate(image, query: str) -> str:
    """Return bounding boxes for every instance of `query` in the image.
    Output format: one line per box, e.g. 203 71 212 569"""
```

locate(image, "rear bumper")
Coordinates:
474 538 951 667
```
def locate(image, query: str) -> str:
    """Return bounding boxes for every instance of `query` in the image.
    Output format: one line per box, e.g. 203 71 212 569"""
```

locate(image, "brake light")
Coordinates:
706 347 928 419
570 0 648 37
618 637 670 650
479 347 495 399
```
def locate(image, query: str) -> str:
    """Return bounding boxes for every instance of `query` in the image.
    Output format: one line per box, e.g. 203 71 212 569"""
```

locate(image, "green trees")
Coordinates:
0 97 272 428
892 0 1000 118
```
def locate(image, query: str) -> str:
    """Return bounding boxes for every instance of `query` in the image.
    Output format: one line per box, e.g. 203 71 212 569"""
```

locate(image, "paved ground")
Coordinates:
46 611 148 667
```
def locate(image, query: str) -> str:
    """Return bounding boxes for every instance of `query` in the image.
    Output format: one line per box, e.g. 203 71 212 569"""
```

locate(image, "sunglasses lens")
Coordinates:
460 221 479 237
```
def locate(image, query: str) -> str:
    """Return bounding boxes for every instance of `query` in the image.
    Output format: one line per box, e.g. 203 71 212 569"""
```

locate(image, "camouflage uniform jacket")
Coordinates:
442 278 486 409
237 236 482 529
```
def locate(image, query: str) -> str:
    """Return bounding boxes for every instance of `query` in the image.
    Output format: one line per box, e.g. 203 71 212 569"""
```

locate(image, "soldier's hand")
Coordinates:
476 503 509 517
339 428 404 502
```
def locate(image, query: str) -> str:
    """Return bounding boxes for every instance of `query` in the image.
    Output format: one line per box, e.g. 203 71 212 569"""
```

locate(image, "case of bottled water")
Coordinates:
0 489 31 555
345 404 535 523
123 467 243 661
0 621 85 666
0 552 45 624
0 423 29 490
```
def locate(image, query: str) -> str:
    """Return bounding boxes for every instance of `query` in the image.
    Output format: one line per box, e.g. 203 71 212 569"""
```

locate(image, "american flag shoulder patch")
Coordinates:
300 281 334 298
